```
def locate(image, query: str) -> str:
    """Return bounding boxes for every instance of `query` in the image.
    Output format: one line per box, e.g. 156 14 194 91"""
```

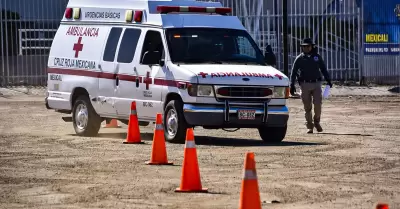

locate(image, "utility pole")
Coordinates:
282 0 289 76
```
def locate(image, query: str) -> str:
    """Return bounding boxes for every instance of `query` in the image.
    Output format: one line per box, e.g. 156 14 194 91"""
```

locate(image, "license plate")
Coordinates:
238 110 256 120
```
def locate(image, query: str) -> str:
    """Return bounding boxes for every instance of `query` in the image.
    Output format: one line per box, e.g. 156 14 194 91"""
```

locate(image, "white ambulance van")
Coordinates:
45 0 290 143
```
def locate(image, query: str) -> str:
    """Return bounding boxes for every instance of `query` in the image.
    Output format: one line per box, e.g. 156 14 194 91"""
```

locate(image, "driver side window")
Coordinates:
236 36 257 58
140 30 165 64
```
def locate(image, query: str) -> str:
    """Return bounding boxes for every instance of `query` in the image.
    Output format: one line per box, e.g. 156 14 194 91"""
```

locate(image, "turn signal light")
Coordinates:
125 10 133 22
134 11 143 22
73 8 81 19
65 8 73 19
285 87 290 98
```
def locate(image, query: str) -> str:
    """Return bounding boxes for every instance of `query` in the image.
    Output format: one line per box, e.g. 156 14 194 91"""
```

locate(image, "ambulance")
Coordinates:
45 0 290 143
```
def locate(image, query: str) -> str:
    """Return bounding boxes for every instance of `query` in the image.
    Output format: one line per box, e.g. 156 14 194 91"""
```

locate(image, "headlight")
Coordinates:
187 84 214 97
273 87 290 99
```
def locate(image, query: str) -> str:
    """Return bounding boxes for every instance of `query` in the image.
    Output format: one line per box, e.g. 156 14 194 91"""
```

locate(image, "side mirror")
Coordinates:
142 51 161 65
159 59 165 67
264 46 276 66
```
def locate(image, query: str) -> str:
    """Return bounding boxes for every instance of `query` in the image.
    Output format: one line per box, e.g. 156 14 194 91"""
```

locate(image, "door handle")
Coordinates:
136 77 140 88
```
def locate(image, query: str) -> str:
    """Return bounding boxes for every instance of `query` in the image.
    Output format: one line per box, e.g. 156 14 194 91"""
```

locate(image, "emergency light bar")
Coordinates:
64 7 81 20
156 6 232 15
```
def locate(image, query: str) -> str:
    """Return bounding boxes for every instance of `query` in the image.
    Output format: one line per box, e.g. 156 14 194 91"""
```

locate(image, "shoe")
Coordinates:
307 129 313 134
315 124 323 132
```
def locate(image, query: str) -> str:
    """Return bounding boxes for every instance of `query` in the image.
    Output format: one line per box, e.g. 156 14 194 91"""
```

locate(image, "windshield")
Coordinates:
165 28 266 66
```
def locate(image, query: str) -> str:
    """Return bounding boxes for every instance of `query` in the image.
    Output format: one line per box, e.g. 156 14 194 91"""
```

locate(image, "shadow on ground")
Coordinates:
317 132 373 137
194 136 326 147
96 132 154 141
71 133 327 147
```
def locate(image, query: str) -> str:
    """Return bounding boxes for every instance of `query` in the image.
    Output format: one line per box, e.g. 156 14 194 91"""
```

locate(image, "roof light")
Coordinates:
156 6 232 15
134 11 143 22
125 10 133 22
157 6 180 13
73 8 81 19
215 7 232 14
65 8 73 19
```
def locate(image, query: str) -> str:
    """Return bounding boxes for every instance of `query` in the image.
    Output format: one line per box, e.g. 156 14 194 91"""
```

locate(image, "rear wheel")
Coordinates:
258 125 287 143
72 95 101 137
163 100 188 144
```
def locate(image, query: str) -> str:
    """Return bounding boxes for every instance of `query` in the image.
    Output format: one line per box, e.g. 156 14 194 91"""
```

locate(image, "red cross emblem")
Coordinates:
198 72 208 78
275 74 283 80
143 71 152 90
73 37 84 58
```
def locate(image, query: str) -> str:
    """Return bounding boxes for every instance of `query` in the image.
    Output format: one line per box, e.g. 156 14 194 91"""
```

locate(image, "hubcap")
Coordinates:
75 103 88 131
166 109 178 138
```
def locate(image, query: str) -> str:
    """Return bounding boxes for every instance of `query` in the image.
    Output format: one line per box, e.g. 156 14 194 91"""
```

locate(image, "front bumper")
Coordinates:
183 102 289 128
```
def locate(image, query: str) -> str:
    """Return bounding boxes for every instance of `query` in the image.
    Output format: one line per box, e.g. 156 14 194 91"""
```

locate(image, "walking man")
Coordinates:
290 38 333 133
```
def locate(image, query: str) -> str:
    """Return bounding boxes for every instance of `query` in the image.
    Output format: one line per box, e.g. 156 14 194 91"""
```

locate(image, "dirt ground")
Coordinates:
0 94 399 209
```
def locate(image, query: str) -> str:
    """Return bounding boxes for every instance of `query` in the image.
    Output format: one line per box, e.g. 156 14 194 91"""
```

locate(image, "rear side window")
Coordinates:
117 28 142 63
103 27 123 62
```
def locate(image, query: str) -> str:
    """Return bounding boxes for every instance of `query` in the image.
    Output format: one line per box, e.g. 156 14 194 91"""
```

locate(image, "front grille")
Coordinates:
214 86 273 103
215 86 272 97
216 97 270 103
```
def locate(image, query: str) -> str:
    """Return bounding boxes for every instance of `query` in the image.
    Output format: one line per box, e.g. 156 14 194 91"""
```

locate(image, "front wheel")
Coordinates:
163 100 188 144
72 95 101 137
258 126 287 143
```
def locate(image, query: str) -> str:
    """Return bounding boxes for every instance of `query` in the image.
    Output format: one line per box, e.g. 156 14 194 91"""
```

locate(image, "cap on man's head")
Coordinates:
300 38 315 46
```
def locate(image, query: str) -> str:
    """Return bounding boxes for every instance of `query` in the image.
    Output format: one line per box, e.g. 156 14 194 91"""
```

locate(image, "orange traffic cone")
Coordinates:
376 203 389 209
103 119 121 128
123 101 144 144
239 152 261 209
175 128 208 193
146 113 173 165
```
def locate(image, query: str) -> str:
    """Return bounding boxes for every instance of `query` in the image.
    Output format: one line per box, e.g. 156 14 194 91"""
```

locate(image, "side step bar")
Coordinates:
62 116 73 122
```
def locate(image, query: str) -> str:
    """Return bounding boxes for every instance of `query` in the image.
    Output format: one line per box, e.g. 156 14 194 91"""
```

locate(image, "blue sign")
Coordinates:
363 0 400 55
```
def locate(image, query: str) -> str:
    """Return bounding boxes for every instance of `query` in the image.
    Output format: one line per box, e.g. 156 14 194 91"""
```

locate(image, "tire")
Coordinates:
72 95 101 137
258 125 287 143
163 100 188 144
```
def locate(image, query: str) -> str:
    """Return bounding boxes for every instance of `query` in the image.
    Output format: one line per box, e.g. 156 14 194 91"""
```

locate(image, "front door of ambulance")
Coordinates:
134 29 165 121
98 27 122 116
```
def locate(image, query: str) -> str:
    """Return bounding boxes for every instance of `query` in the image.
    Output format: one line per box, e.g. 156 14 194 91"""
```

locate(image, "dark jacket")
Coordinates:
290 51 331 86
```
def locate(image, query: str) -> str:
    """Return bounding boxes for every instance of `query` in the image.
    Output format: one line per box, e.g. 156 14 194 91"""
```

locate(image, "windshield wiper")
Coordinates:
222 57 262 65
179 58 222 64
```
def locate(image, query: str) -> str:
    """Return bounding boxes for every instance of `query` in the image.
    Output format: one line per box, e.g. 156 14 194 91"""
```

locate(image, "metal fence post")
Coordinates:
0 0 4 87
358 6 363 85
282 0 288 76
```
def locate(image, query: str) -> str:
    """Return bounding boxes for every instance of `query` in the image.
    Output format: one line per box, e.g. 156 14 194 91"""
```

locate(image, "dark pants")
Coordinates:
300 81 322 129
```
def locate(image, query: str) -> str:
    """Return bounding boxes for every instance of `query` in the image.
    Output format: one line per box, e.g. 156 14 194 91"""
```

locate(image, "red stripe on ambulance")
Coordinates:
47 68 186 88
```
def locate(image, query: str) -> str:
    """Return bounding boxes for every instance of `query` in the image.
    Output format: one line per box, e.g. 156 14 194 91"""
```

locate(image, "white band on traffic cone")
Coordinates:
185 140 196 148
155 124 163 130
243 170 257 180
